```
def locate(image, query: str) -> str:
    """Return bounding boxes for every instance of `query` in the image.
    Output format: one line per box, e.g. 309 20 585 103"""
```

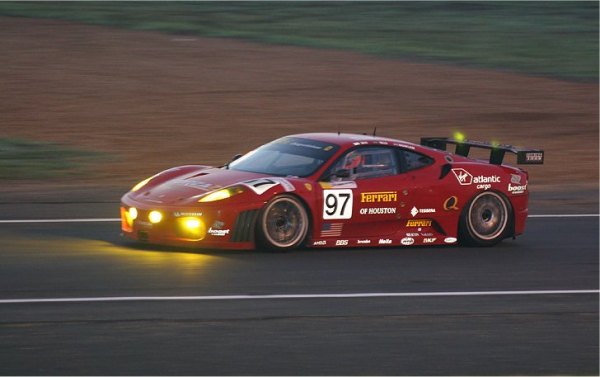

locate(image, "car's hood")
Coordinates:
131 167 268 205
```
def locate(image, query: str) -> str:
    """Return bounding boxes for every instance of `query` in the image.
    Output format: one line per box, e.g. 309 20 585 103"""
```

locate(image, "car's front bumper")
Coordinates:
120 195 260 250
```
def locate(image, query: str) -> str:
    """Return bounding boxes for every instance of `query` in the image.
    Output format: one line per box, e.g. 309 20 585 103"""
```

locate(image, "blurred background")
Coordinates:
0 1 597 210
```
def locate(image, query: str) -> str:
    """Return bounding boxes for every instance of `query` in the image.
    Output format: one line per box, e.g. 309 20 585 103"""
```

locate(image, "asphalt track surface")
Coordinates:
0 203 598 375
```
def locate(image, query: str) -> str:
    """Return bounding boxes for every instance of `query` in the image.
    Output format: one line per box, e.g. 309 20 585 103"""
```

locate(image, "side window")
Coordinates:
327 147 399 181
401 150 434 171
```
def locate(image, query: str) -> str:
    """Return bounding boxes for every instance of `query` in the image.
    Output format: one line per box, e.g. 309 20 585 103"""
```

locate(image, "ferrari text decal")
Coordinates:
406 219 432 227
323 189 353 219
361 191 398 203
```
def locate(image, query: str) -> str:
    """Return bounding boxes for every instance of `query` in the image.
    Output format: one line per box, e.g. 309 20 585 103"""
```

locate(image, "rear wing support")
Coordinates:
420 137 544 165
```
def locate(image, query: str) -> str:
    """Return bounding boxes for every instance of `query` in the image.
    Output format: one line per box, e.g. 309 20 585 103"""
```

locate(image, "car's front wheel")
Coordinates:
460 191 512 246
257 195 309 251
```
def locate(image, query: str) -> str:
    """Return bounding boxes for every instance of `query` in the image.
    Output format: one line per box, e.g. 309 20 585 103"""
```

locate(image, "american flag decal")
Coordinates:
320 223 343 237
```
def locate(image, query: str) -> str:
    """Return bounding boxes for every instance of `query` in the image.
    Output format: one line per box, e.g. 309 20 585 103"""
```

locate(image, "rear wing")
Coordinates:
420 137 544 165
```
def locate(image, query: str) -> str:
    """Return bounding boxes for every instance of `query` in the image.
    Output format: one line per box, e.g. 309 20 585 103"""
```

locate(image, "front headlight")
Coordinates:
198 186 245 202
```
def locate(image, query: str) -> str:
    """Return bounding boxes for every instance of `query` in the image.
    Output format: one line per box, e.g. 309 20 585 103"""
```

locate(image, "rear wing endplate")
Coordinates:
420 137 544 165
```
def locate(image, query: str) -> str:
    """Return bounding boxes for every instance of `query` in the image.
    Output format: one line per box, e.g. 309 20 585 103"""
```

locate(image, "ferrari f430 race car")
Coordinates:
120 133 543 251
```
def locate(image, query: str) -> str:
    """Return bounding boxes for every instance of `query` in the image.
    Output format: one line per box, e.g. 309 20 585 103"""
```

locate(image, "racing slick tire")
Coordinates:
459 191 512 246
257 194 309 252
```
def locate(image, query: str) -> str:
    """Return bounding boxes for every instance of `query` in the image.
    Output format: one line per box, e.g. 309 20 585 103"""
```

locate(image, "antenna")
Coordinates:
337 126 340 136
372 127 377 136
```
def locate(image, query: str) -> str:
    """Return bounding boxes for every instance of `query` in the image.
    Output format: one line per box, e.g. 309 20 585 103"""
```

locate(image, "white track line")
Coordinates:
1 289 598 305
0 214 597 224
0 218 119 223
528 214 599 218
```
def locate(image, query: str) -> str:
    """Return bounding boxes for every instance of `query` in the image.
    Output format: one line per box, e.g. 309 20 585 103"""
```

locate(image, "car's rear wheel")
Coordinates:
460 191 511 246
257 195 309 251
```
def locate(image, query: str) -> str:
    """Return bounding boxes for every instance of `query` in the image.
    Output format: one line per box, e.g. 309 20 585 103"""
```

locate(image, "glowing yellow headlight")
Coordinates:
148 210 163 224
184 218 201 229
128 207 138 220
177 217 206 240
199 186 245 203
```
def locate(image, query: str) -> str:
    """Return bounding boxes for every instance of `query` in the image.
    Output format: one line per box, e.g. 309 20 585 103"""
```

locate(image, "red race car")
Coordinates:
120 133 543 251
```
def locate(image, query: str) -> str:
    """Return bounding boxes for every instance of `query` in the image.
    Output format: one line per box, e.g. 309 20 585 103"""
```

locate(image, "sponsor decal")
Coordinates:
361 191 398 203
406 219 432 227
423 238 437 244
320 223 343 237
393 143 416 150
451 168 500 189
173 211 203 217
211 220 225 230
379 239 392 245
289 141 322 150
312 240 327 246
323 190 353 219
452 168 473 185
401 237 415 246
336 240 349 246
356 239 371 245
474 176 500 184
359 207 397 215
319 181 358 189
511 174 522 184
406 232 419 237
136 220 152 228
474 175 501 190
524 152 544 163
444 237 458 244
420 232 434 237
410 206 436 217
304 183 313 192
208 227 230 237
443 196 459 211
508 183 527 194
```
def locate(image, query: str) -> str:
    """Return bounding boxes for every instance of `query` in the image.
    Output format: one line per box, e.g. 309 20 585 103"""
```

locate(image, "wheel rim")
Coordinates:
467 192 508 241
262 197 308 248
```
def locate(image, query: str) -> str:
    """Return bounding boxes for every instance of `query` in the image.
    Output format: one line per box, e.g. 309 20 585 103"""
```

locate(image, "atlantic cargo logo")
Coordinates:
452 168 473 185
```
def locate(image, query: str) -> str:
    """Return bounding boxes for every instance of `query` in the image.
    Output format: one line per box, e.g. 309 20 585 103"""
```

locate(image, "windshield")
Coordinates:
229 137 340 177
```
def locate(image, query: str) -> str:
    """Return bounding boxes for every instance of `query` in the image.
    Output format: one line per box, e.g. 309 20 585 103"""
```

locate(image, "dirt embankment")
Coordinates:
0 17 597 206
